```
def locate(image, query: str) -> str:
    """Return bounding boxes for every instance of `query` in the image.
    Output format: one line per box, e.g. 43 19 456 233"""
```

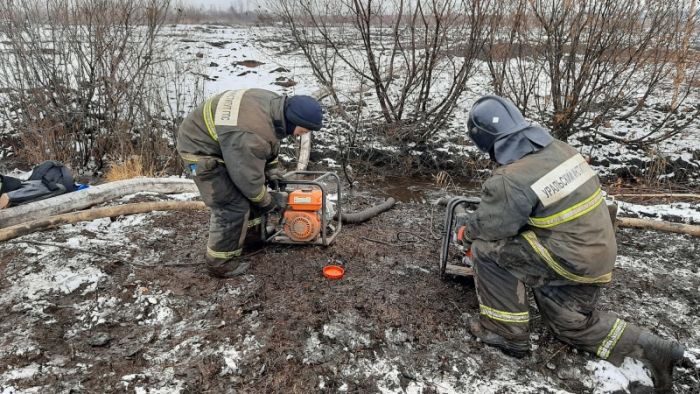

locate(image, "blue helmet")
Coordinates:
467 95 530 153
467 95 553 164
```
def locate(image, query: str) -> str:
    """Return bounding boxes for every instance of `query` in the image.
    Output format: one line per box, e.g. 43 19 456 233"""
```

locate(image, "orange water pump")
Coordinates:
283 189 323 242
263 171 341 246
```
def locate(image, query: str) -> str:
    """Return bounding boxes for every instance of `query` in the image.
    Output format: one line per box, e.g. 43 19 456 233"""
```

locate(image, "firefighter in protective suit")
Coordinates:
177 89 323 278
461 95 684 391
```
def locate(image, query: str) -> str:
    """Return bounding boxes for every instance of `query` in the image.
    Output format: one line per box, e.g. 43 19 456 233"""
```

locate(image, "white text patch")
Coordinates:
531 154 595 207
215 89 247 126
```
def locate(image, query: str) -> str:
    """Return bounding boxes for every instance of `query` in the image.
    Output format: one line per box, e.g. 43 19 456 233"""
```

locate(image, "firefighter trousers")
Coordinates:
471 236 641 363
190 158 263 265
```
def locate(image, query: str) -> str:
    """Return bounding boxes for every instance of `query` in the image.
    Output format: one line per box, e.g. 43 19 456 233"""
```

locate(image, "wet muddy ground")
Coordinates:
0 187 698 393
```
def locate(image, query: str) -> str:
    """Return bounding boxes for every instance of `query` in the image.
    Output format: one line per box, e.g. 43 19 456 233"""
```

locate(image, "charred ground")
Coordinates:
0 187 698 393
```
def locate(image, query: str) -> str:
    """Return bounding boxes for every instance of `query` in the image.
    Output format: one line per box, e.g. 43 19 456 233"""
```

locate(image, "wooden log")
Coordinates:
0 177 198 229
610 193 700 199
617 217 700 237
444 263 474 277
0 198 396 242
0 201 207 242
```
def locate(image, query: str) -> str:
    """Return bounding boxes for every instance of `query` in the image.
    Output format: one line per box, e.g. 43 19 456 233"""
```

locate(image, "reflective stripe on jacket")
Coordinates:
467 140 616 283
176 89 287 206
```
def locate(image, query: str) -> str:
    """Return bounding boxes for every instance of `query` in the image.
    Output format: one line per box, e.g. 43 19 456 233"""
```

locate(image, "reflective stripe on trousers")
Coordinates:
521 231 612 284
596 319 628 359
480 304 529 324
207 247 242 259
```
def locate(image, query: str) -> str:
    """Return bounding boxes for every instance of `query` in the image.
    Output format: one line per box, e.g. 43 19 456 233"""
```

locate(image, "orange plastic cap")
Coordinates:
323 265 345 280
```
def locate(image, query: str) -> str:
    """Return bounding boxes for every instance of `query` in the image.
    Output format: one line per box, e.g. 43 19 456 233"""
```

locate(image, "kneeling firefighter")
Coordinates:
459 95 684 391
177 89 323 278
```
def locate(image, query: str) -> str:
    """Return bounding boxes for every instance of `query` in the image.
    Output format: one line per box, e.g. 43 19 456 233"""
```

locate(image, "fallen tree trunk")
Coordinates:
610 193 700 199
337 198 396 224
0 177 198 229
0 201 207 242
616 217 700 237
0 197 399 241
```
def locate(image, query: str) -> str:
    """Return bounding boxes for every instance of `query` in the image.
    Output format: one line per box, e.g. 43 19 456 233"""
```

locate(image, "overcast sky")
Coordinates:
177 0 262 9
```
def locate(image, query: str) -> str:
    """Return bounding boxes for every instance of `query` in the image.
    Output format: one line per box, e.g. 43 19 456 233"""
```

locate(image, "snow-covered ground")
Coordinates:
158 25 700 182
160 25 321 106
1 25 699 393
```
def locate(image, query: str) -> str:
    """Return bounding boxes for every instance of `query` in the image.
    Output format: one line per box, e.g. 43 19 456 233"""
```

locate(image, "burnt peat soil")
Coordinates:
0 191 698 393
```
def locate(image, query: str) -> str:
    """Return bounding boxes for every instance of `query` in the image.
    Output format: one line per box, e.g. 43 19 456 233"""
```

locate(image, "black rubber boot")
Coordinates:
637 332 685 393
469 318 529 358
206 259 251 278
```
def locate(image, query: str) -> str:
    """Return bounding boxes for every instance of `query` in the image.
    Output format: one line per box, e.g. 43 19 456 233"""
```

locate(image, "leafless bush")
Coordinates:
269 0 494 144
0 0 204 174
483 0 699 146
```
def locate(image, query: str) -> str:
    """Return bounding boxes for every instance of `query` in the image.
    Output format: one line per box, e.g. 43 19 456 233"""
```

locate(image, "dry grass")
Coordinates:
14 119 74 166
432 170 452 188
104 156 153 182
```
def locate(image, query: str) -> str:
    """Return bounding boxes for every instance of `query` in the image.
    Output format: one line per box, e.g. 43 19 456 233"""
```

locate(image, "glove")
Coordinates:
454 212 470 227
260 191 288 215
259 199 278 215
270 191 288 211
265 167 286 189
453 225 473 248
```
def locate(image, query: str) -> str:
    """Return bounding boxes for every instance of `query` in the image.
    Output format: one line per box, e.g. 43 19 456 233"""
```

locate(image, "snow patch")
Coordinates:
686 347 700 369
0 254 105 305
0 363 40 381
618 200 700 225
219 346 243 375
218 335 262 376
586 358 653 393
166 192 199 201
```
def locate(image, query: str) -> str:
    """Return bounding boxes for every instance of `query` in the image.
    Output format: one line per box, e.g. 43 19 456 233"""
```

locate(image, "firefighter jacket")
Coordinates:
176 89 287 208
467 140 616 284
